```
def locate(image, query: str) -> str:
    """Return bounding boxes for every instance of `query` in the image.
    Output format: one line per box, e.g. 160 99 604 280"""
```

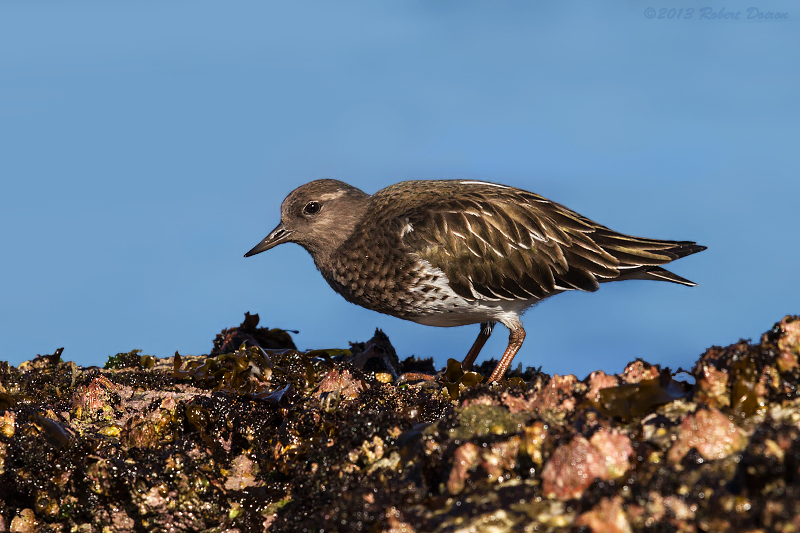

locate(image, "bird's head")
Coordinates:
245 179 369 263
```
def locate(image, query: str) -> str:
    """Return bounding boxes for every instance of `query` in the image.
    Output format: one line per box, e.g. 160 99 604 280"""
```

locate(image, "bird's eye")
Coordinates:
303 201 321 215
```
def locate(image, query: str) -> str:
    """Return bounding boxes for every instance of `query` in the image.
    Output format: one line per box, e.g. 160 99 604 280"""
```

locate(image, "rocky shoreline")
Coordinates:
0 314 798 532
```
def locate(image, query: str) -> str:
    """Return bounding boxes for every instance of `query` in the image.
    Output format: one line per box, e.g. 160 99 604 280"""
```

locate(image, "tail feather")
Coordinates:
595 237 706 286
666 242 707 260
611 266 698 286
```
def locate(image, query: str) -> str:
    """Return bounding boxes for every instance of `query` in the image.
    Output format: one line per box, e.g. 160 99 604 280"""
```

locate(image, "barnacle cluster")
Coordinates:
0 314 798 532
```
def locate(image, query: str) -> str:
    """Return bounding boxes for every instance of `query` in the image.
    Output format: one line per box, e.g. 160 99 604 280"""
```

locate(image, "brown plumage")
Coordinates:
245 179 706 382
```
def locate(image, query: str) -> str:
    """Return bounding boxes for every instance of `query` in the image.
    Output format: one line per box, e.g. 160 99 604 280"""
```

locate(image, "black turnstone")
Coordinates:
245 179 706 382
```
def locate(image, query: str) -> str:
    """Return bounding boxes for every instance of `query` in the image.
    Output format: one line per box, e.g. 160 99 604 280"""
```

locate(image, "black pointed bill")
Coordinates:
244 222 292 257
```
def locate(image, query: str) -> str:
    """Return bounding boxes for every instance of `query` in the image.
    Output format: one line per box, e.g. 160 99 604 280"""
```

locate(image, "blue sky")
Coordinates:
1 1 797 378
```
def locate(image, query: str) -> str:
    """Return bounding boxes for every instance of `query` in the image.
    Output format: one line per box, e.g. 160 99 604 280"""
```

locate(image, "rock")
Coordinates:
668 407 747 463
0 315 799 532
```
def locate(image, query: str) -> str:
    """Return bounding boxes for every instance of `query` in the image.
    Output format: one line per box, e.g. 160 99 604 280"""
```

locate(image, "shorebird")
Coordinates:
245 179 705 382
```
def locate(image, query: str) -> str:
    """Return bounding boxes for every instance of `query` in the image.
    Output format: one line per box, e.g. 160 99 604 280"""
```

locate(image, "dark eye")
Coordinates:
303 201 321 215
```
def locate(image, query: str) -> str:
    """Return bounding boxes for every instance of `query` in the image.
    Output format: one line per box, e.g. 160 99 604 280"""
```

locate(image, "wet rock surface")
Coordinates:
0 314 799 532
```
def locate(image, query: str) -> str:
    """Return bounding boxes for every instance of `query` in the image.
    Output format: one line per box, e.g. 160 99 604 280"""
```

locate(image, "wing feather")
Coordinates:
368 181 704 302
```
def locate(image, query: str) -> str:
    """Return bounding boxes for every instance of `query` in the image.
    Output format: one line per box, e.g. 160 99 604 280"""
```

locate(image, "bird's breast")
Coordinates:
319 247 540 327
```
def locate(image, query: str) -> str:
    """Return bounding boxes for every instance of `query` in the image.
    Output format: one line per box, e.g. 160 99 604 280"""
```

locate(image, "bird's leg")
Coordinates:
487 323 526 382
461 321 495 371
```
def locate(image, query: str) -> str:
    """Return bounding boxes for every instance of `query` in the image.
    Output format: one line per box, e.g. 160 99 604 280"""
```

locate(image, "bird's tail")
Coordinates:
593 234 707 286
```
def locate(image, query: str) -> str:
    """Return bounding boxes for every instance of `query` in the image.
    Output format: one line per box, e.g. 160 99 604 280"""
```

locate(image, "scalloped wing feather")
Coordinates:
371 181 704 302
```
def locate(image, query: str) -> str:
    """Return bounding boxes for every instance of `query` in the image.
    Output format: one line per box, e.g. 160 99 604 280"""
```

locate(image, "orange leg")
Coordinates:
461 321 495 371
487 324 526 382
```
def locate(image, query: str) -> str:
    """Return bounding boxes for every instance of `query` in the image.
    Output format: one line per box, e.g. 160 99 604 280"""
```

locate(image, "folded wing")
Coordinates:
392 183 704 302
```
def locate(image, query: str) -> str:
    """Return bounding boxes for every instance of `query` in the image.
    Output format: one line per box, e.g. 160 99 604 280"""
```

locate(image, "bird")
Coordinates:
245 179 706 382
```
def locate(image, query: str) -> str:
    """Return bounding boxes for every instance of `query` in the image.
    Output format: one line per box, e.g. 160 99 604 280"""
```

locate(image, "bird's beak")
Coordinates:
244 222 292 257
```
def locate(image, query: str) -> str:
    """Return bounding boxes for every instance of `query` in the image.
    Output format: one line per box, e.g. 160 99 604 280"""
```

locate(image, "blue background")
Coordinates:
1 1 797 378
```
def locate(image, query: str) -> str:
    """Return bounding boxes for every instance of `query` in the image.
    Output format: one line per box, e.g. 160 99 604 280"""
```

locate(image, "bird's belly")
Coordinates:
404 294 538 327
398 263 540 327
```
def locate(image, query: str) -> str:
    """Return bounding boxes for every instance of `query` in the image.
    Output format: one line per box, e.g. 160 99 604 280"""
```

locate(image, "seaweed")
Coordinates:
0 314 799 532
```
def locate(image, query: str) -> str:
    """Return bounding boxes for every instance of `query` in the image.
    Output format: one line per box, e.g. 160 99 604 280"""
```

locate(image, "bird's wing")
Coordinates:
388 183 697 302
